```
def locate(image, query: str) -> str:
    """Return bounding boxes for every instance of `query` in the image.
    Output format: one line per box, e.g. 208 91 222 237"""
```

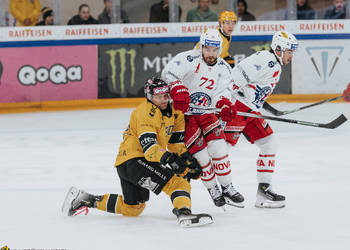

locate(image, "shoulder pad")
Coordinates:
218 59 231 74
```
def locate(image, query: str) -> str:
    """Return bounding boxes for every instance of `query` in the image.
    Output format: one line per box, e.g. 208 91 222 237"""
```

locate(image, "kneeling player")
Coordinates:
62 78 211 227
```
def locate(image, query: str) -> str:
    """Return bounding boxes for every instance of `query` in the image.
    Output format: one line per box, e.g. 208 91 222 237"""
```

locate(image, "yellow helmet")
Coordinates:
219 11 237 23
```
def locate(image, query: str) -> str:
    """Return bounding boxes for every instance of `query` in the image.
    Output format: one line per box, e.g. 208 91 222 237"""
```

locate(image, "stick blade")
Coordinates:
321 114 348 129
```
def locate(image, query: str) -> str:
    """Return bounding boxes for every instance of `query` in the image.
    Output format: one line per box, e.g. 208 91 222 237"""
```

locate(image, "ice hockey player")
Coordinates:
62 77 212 228
161 28 244 208
195 10 237 68
342 83 350 102
217 31 298 208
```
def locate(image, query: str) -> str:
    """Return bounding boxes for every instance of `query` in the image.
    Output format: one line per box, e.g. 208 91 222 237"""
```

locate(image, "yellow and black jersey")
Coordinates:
115 100 187 167
195 27 234 67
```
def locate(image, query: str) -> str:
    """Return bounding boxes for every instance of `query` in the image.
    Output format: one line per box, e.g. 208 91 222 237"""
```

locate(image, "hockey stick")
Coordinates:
263 96 343 116
237 111 347 129
187 107 348 129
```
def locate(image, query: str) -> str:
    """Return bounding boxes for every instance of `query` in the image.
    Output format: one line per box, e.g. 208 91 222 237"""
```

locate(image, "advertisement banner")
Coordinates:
0 20 349 43
292 39 350 94
98 41 291 98
0 45 97 103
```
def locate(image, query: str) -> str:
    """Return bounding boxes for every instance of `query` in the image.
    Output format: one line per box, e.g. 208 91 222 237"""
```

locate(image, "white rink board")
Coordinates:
292 39 350 94
0 103 349 250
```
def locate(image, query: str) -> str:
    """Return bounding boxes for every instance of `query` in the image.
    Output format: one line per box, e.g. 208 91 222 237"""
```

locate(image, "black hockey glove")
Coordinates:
160 152 187 175
181 152 202 180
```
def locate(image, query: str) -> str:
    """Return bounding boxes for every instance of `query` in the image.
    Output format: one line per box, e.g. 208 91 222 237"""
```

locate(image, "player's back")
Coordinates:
231 50 282 110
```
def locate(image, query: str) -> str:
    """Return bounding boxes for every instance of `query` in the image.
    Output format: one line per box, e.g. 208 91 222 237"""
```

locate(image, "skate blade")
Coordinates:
62 186 79 216
255 200 285 208
224 197 245 208
178 215 214 228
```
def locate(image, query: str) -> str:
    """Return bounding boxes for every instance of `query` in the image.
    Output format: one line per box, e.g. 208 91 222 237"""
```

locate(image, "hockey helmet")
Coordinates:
199 28 223 58
144 77 169 101
271 31 298 64
219 11 237 23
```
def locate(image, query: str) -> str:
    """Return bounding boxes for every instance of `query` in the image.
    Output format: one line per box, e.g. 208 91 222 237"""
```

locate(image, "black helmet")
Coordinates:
144 77 169 101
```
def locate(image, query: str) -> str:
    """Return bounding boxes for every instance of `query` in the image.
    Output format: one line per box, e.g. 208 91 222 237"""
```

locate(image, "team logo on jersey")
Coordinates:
268 61 276 68
190 92 212 108
187 55 193 62
252 85 272 109
196 137 204 147
138 177 159 192
254 64 262 71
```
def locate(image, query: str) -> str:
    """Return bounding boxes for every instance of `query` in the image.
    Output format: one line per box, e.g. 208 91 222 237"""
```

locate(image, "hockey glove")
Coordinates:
170 84 191 113
342 83 350 102
216 97 237 122
181 152 202 180
160 152 187 175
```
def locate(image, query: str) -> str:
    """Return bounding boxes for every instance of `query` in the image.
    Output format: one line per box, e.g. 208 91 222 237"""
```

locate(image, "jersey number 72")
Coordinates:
199 77 215 90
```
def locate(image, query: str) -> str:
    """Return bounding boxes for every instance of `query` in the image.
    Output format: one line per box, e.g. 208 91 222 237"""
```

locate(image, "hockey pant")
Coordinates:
184 113 232 189
222 100 276 184
95 157 191 216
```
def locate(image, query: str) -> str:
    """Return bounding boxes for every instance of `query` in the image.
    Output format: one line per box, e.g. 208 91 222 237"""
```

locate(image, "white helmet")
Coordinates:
271 31 298 64
199 28 223 58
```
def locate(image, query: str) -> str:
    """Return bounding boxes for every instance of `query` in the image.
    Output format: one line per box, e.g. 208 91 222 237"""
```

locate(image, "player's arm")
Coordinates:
167 109 187 155
136 112 187 174
167 109 202 180
161 52 188 84
161 53 191 113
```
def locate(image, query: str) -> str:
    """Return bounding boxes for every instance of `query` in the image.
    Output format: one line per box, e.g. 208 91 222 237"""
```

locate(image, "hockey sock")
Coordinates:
255 135 277 184
207 139 232 187
96 194 122 214
193 148 217 189
212 154 232 186
96 194 147 217
163 175 191 210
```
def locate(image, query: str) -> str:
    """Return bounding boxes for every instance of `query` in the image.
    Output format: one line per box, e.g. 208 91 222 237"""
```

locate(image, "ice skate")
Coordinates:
62 186 102 216
173 208 213 228
207 185 226 207
221 183 245 208
255 183 285 208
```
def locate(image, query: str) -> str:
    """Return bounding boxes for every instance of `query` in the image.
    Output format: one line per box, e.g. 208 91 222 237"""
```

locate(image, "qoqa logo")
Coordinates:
18 64 83 86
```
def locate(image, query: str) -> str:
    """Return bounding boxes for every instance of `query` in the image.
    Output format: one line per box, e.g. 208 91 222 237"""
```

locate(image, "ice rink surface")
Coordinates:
1 102 349 250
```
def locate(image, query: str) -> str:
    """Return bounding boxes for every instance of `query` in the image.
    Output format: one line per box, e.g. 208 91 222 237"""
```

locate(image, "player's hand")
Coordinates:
216 97 232 109
170 83 190 113
216 97 237 122
161 152 187 174
181 152 202 180
342 83 350 102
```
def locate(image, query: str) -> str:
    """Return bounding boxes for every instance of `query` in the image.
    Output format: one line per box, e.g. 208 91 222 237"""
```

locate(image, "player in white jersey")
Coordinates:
161 29 244 208
217 31 298 208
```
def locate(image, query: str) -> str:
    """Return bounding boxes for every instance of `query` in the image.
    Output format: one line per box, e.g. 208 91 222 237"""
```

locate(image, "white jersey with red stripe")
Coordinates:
230 50 282 111
161 49 233 115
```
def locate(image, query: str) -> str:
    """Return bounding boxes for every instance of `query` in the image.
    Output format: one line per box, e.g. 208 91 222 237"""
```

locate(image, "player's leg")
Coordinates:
185 115 225 207
117 157 213 226
162 175 213 227
199 114 244 208
243 118 285 208
207 139 244 208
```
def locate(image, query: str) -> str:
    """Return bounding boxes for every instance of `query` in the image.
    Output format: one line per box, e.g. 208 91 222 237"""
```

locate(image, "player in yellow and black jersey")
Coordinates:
195 10 237 68
62 77 213 227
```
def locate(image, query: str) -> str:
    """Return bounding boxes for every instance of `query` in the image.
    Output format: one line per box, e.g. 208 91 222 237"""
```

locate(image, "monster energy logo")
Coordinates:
106 48 136 96
251 43 271 52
